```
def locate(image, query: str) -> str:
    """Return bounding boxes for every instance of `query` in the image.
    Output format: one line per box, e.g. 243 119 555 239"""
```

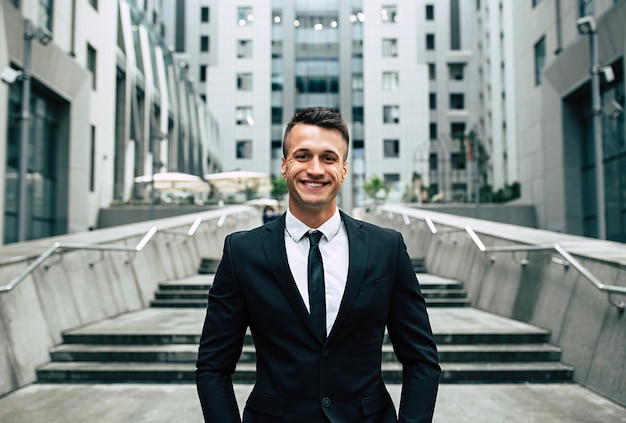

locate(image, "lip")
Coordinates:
300 180 328 189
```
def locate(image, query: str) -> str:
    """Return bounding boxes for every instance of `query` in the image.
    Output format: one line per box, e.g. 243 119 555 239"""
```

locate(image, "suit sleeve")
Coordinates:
387 232 441 423
196 234 249 423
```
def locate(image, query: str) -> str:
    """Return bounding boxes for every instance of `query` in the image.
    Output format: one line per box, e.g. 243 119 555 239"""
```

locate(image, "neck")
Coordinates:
290 204 336 229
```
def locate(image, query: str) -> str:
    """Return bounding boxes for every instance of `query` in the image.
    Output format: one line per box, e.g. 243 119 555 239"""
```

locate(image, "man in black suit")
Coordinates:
196 107 440 422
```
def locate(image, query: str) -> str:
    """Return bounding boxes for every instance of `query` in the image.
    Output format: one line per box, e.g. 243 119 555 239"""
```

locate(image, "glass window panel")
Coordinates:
382 71 399 91
236 140 252 159
383 105 400 123
237 6 254 26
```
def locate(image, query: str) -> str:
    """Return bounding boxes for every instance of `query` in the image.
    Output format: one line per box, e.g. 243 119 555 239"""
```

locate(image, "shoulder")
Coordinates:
341 211 402 242
228 214 283 243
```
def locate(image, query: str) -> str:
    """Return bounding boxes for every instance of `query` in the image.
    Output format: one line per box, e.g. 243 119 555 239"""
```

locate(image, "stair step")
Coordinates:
36 361 574 384
438 362 575 383
60 328 550 350
150 298 472 308
198 258 220 275
48 343 562 364
155 284 467 299
153 289 469 301
425 299 471 307
62 333 200 345
159 284 212 291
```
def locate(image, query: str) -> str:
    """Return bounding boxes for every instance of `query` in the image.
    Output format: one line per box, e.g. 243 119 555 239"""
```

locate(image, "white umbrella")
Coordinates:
204 170 272 193
134 172 210 193
246 198 280 208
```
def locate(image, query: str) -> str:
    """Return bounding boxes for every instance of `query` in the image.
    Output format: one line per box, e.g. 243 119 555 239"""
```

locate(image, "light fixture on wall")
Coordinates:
1 67 22 84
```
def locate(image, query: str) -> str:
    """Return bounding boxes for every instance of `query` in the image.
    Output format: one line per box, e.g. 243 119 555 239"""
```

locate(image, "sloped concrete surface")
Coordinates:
1 383 625 422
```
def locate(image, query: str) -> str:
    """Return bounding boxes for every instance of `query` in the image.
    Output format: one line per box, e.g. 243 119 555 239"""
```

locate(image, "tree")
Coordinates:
363 175 389 201
271 177 288 201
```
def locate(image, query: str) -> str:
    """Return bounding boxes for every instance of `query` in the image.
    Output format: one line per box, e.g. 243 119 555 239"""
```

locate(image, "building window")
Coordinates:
450 93 465 109
382 71 399 91
236 140 252 159
236 106 254 126
579 0 595 17
428 63 436 80
272 40 282 58
352 73 364 91
384 174 401 191
534 36 546 85
237 6 254 26
426 34 435 50
352 39 363 58
200 65 207 82
271 74 283 91
237 40 253 58
87 43 97 90
381 5 398 23
201 6 209 22
273 10 282 25
430 153 438 170
448 63 465 80
430 123 438 140
383 105 400 124
89 0 98 10
382 38 398 57
352 106 364 123
451 153 466 170
237 73 252 91
200 35 209 52
89 125 96 192
384 139 400 158
451 122 466 140
272 107 282 124
39 0 53 31
450 0 461 50
429 93 436 110
426 4 434 20
295 76 339 94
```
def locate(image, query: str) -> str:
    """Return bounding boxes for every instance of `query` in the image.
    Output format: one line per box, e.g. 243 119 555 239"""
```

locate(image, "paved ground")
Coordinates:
1 382 625 422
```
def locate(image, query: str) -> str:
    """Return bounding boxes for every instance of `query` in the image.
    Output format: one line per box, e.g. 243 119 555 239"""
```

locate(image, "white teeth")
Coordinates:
305 182 323 187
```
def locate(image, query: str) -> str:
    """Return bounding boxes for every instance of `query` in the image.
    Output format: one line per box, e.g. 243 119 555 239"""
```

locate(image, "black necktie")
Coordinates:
307 231 326 341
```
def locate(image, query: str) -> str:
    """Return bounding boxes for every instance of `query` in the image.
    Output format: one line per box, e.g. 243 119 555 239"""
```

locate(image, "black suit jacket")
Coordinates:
196 211 440 422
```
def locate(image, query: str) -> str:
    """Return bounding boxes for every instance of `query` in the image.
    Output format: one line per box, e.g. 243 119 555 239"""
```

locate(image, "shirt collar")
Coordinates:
285 208 342 243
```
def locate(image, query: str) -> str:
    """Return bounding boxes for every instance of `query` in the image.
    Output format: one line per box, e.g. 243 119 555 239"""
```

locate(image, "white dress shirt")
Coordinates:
284 208 349 336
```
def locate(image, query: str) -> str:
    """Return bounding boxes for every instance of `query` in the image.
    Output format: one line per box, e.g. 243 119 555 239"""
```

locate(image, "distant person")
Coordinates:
196 107 440 422
262 205 277 224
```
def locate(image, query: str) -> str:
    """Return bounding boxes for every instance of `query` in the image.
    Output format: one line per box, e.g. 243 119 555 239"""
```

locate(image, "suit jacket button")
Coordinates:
322 348 330 357
321 397 331 408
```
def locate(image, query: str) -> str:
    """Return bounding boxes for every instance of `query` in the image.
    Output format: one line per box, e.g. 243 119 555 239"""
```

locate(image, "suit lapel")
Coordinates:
327 212 369 343
261 215 321 341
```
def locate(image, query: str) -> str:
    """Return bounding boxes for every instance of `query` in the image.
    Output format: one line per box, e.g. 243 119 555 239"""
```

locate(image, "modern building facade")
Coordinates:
0 0 214 244
511 0 625 241
166 0 486 211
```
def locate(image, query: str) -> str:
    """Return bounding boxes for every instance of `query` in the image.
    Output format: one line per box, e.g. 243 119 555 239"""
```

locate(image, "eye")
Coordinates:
295 153 309 160
323 155 337 162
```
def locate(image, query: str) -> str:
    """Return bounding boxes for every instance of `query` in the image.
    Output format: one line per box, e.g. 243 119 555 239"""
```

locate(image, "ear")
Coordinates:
280 157 286 178
341 160 348 182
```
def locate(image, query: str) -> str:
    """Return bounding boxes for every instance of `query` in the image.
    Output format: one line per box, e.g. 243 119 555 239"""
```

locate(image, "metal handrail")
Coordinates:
418 215 625 312
0 213 221 294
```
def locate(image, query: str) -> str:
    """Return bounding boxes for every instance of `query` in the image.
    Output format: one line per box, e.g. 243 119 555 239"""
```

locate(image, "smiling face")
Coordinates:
281 123 348 227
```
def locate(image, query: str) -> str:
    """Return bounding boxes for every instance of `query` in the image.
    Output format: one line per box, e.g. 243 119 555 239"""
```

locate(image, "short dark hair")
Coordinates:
283 107 350 159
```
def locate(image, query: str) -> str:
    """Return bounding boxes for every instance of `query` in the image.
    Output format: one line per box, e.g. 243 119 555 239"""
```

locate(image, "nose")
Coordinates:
308 157 325 176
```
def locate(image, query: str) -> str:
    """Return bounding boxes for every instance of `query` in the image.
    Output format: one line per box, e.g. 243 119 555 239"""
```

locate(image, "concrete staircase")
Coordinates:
36 258 574 384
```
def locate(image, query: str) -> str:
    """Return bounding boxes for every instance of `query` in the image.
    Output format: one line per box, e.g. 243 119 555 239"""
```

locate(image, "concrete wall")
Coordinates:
407 203 539 228
0 206 259 397
363 204 626 407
